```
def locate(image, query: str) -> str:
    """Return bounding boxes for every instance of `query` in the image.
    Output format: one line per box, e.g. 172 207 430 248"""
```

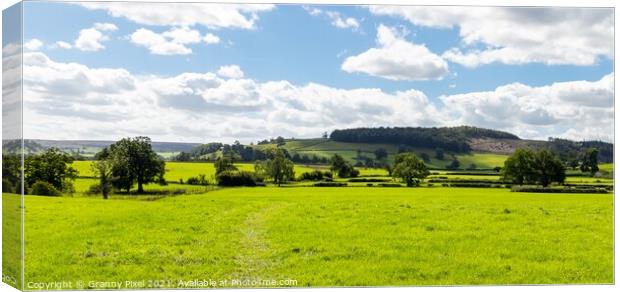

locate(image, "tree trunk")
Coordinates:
137 181 144 193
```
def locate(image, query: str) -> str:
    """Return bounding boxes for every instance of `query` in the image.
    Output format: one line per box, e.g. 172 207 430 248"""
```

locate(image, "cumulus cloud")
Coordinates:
304 7 360 31
78 2 274 29
439 73 614 141
51 41 73 49
369 6 613 67
217 65 244 79
24 39 43 51
74 23 118 51
22 53 613 143
3 43 23 140
341 24 449 81
130 27 220 55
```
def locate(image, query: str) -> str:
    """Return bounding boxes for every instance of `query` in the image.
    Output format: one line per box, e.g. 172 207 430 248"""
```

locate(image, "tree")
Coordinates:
91 160 115 199
175 151 192 162
446 158 460 170
215 156 237 175
392 153 429 187
330 154 359 178
435 148 444 160
533 148 566 187
106 137 165 193
258 148 295 186
374 148 388 160
580 148 599 175
502 148 565 187
501 148 537 185
24 148 77 192
2 153 21 193
275 136 286 146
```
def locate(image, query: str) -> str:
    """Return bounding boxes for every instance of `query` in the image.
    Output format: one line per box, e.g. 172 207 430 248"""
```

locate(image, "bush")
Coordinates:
30 181 60 196
216 171 258 187
314 182 348 187
511 185 608 194
299 170 332 181
187 174 209 185
348 178 391 182
366 183 374 187
2 179 15 193
378 183 402 187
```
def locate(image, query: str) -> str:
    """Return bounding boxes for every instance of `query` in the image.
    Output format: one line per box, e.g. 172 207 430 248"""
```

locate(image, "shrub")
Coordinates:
187 174 209 185
348 178 391 182
299 170 332 181
216 171 258 187
314 182 348 187
2 179 15 193
366 183 374 187
378 183 402 187
30 181 60 196
449 182 501 188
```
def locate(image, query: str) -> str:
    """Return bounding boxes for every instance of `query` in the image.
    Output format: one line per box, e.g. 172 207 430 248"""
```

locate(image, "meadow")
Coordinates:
16 186 613 287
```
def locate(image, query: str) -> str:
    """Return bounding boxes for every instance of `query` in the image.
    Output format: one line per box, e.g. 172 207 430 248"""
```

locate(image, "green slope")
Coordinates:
253 139 508 169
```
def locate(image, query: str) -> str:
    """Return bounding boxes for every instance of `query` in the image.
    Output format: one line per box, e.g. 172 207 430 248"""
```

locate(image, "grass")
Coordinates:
18 186 613 287
2 193 22 289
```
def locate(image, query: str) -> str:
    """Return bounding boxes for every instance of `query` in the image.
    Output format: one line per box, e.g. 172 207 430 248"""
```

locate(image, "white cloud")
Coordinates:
304 6 360 31
439 73 614 141
24 39 43 51
130 27 219 55
78 2 274 29
74 23 118 51
341 24 449 81
217 65 244 79
51 41 73 49
204 33 221 45
369 6 613 67
93 22 118 32
22 52 613 143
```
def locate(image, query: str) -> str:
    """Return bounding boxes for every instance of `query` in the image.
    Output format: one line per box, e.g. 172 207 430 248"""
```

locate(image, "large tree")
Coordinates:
104 137 165 193
580 147 599 175
257 148 295 187
392 153 429 187
2 153 21 193
24 148 77 192
533 148 566 187
502 148 565 187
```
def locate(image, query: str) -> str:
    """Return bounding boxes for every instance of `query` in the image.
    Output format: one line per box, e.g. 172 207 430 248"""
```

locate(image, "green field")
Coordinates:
254 139 508 169
16 186 612 287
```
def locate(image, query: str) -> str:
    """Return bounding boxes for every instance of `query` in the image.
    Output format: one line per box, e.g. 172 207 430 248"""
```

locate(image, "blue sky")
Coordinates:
11 2 615 143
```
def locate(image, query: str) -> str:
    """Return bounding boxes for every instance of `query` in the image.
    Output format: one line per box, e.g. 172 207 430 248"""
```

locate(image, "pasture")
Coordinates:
18 186 613 287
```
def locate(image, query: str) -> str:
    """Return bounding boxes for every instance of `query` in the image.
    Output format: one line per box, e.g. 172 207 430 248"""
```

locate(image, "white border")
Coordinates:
0 0 617 291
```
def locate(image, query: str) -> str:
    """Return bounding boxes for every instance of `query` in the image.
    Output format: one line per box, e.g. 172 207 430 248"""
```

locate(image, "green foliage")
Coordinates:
435 148 444 160
90 160 115 199
580 148 599 175
314 182 348 187
29 181 60 196
392 153 430 187
186 174 209 185
2 153 21 194
104 137 166 193
502 148 565 187
215 156 238 175
24 148 77 191
446 158 460 170
216 170 259 186
374 148 388 160
330 154 359 178
511 185 608 194
299 170 332 181
256 148 295 186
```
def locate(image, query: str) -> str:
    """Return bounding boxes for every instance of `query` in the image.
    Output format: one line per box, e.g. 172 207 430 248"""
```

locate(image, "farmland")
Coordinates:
16 186 613 286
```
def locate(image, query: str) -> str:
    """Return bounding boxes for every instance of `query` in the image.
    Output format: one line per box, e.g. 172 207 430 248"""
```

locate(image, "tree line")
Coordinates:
330 126 519 152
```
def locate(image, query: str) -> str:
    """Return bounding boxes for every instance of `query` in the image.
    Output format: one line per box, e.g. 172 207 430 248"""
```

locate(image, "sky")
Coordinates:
4 2 614 143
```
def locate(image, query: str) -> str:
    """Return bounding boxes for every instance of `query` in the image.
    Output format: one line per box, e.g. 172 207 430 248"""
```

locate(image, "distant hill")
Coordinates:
15 139 201 158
